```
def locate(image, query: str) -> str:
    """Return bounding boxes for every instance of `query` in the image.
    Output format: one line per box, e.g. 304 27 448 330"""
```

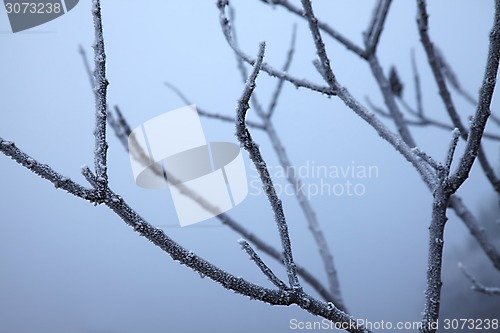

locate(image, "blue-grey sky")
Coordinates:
0 1 498 332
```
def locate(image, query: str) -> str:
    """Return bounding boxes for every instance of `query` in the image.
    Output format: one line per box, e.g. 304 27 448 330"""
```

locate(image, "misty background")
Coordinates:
1 1 499 332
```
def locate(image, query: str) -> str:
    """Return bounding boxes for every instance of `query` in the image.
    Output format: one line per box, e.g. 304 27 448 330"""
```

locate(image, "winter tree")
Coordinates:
1 1 499 332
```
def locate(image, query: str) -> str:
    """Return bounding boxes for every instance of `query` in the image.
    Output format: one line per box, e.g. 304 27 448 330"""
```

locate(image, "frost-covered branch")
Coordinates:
235 42 301 290
416 0 467 137
217 0 335 96
417 0 500 194
107 98 337 302
411 147 440 171
239 239 289 290
421 184 449 333
335 83 436 188
364 0 392 57
0 132 370 333
300 0 337 89
0 138 96 202
267 24 296 119
447 0 500 193
396 97 500 141
459 263 500 296
226 10 346 308
258 0 366 59
444 129 460 175
264 120 347 310
91 0 109 201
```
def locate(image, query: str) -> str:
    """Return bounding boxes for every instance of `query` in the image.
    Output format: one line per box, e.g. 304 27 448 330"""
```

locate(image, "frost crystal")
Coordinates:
302 297 310 308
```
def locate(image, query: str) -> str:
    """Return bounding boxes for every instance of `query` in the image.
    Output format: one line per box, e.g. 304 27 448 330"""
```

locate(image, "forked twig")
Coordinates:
239 239 289 290
235 42 301 290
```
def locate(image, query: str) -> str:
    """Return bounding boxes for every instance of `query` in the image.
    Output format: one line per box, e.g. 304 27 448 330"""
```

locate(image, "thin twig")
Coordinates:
258 0 367 59
267 24 297 119
436 47 478 106
164 82 266 130
0 138 96 202
444 128 460 175
300 0 337 89
226 10 345 306
398 97 500 141
239 239 289 290
0 133 368 332
411 147 441 171
364 0 392 57
110 101 337 302
91 0 109 201
446 0 500 193
459 263 500 296
335 83 437 189
417 0 467 137
235 42 301 290
411 49 424 117
264 120 347 311
417 0 500 194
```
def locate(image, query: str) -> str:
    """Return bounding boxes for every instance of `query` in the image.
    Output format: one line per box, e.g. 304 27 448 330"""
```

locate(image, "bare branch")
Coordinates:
164 82 266 130
78 45 94 88
411 49 424 117
417 1 500 194
238 239 289 290
79 166 291 304
265 120 347 311
459 263 500 296
258 0 367 59
225 10 344 306
109 103 337 303
335 83 436 188
217 0 335 96
398 96 500 141
444 128 460 175
0 138 96 202
300 0 337 89
0 134 369 332
267 24 297 119
417 0 467 137
364 0 393 57
91 0 109 201
421 185 449 333
411 147 441 171
218 214 336 302
235 41 301 290
447 0 500 193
